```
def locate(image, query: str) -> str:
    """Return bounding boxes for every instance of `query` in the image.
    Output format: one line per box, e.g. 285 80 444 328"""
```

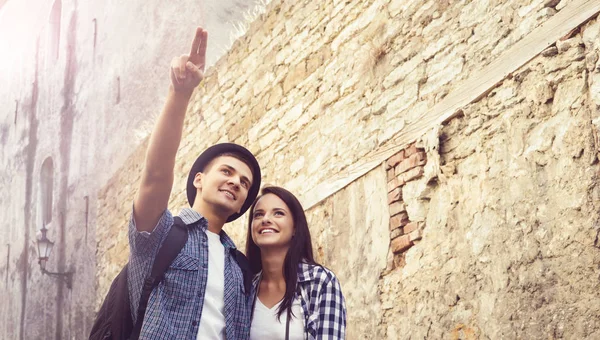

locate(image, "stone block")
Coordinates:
283 61 307 93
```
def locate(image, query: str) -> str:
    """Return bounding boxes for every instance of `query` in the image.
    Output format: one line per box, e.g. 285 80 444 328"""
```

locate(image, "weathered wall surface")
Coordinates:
381 21 600 338
305 167 390 338
94 0 600 339
0 0 261 338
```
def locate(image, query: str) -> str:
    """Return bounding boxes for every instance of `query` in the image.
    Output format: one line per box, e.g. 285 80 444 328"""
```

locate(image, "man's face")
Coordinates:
193 155 253 218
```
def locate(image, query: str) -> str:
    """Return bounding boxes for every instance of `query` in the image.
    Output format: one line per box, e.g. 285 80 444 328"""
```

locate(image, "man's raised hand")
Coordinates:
170 27 208 93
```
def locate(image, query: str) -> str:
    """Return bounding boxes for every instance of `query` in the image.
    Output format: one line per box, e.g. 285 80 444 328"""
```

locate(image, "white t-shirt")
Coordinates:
196 230 226 340
250 297 304 340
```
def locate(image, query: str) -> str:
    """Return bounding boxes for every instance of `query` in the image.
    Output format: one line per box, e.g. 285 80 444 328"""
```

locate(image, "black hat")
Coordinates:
186 143 261 222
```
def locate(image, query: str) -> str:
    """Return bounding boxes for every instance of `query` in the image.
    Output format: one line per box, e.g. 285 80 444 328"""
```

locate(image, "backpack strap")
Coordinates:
231 248 252 295
130 216 189 340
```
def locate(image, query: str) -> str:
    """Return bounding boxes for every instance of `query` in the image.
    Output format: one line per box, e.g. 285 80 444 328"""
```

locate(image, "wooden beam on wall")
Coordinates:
302 0 600 210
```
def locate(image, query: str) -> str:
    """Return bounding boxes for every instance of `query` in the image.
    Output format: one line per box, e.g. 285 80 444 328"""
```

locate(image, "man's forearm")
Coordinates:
132 27 207 233
143 87 194 180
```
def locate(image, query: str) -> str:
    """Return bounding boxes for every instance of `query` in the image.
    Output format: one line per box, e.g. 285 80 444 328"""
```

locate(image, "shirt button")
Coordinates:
192 321 198 326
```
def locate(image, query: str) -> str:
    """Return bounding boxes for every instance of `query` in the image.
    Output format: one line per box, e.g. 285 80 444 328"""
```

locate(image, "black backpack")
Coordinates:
89 217 252 340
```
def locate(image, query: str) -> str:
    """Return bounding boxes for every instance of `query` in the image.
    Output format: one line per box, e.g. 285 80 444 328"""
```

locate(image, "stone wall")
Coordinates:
96 0 600 339
380 21 600 338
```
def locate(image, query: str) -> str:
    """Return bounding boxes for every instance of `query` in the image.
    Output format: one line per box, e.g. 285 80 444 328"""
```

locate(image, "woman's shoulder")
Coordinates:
297 262 339 285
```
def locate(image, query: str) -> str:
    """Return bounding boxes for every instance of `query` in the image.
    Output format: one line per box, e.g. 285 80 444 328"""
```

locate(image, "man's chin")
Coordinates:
213 201 241 218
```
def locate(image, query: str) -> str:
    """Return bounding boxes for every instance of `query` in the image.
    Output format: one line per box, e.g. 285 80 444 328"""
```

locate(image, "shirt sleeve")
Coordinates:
127 205 173 322
315 273 347 339
128 204 173 257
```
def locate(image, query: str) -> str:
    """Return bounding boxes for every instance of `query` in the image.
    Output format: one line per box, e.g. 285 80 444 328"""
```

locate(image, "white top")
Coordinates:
196 230 226 340
250 297 305 340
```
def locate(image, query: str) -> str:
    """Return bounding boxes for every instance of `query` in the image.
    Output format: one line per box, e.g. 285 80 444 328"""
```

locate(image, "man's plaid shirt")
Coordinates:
128 207 250 339
250 263 346 339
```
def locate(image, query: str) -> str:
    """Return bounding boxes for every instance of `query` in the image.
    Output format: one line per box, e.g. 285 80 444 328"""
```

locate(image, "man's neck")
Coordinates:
193 203 227 234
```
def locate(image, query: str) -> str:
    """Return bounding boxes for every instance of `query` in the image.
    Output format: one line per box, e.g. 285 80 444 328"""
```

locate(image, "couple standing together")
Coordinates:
128 27 346 339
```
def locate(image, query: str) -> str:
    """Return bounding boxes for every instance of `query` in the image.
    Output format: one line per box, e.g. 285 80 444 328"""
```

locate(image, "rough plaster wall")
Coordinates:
0 0 262 338
305 167 390 339
380 21 600 339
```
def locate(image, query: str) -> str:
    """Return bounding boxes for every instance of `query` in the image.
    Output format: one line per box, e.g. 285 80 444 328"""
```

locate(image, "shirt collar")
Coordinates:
178 207 205 225
178 207 237 249
297 262 316 282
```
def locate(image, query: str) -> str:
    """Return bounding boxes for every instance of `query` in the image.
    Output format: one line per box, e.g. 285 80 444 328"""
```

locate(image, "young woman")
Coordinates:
245 186 346 340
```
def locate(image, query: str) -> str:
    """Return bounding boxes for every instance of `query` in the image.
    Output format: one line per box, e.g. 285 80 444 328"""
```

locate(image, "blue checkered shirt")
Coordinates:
128 207 250 339
250 263 346 339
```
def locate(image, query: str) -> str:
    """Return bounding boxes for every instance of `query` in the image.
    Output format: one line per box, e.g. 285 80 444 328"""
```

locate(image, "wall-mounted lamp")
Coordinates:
37 227 73 289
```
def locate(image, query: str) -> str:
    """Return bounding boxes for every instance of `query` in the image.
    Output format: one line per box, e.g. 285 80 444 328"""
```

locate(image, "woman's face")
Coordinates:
251 193 294 250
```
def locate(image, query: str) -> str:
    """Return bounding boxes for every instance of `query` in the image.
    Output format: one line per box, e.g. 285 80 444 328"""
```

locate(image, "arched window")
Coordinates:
40 157 54 227
49 0 62 60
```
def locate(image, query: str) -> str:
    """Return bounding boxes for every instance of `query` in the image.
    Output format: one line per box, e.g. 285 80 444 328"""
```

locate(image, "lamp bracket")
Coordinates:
41 268 73 289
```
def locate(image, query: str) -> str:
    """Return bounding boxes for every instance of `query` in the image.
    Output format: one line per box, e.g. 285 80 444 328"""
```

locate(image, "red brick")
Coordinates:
400 166 424 183
389 212 409 230
394 158 412 175
395 153 422 175
387 178 400 193
389 201 406 216
387 168 395 182
403 221 420 234
390 228 402 239
386 151 405 169
391 235 413 254
409 229 423 242
404 144 419 157
387 187 402 204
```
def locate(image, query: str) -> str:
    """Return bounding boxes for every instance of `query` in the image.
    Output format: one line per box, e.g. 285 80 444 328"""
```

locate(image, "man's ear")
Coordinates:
193 172 204 191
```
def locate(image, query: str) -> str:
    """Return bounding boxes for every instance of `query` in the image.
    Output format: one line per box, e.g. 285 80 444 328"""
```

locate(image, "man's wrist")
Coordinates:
168 85 196 101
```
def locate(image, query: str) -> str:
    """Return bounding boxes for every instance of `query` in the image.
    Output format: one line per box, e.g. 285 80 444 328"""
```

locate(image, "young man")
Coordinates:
128 27 260 339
